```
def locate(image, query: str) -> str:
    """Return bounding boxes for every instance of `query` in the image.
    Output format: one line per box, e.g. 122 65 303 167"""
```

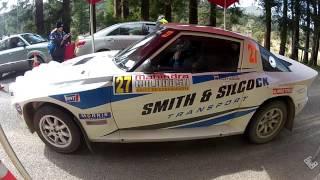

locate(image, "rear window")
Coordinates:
259 46 291 72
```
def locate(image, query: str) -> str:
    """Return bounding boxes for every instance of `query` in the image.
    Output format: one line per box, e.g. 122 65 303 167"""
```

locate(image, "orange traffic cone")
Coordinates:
0 160 16 180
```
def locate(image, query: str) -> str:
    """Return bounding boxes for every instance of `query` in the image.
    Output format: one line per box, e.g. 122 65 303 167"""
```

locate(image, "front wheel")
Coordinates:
34 106 81 153
246 101 287 144
29 55 44 69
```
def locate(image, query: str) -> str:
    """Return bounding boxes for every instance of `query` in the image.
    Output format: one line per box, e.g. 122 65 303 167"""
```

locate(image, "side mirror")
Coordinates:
17 42 25 47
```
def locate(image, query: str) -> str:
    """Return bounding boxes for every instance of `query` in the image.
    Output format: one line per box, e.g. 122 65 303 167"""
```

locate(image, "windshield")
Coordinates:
21 33 47 45
113 32 159 71
113 28 176 71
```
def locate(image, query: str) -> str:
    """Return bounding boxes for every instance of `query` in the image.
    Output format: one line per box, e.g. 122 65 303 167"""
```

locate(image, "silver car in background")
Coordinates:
0 33 51 78
75 21 156 57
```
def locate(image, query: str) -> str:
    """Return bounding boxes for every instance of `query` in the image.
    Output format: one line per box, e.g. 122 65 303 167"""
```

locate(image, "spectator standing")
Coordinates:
48 22 71 63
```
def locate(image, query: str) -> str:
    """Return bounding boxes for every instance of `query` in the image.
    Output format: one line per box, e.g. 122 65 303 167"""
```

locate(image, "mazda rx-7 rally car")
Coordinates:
10 24 318 153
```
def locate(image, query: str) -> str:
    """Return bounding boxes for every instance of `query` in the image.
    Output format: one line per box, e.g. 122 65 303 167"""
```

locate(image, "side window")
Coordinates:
108 28 120 36
120 24 143 35
142 24 156 35
8 37 24 49
0 40 8 51
148 35 240 73
259 46 290 72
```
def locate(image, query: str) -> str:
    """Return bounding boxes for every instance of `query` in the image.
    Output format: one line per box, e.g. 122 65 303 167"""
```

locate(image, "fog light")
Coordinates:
14 103 22 115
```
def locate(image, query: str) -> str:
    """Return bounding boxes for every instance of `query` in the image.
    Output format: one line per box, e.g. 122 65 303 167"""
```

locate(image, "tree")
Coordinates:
189 0 198 24
279 0 288 55
303 0 311 64
290 0 300 60
114 0 121 18
209 3 216 26
62 0 71 33
310 0 320 66
141 0 149 20
35 0 45 35
264 0 272 50
164 0 172 22
122 0 129 19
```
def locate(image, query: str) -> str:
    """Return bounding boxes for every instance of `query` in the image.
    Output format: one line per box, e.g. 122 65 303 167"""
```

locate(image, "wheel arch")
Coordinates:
246 96 295 132
23 102 91 140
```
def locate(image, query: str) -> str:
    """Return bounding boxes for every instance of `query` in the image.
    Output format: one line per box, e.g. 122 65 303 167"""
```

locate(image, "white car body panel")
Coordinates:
10 30 318 143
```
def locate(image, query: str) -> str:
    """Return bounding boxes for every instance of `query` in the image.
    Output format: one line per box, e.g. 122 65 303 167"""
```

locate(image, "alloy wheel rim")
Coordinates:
39 115 72 148
256 108 283 138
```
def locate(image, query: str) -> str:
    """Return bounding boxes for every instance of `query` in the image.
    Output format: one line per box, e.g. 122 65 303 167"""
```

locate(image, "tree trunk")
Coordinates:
209 4 216 27
310 25 320 66
264 0 271 50
122 0 129 19
290 0 300 60
189 0 198 24
164 1 172 22
279 0 288 55
92 4 97 33
35 0 45 35
141 0 149 21
114 0 122 18
62 0 71 33
303 0 311 64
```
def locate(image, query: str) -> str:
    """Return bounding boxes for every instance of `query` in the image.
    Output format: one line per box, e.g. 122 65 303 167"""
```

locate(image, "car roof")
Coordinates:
164 23 248 40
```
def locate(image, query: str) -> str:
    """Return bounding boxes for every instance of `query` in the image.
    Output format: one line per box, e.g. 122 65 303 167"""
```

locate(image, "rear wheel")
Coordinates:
34 106 81 153
246 101 287 144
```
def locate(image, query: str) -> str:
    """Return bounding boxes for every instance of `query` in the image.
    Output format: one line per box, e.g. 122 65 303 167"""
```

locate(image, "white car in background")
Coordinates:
75 21 156 57
10 24 318 154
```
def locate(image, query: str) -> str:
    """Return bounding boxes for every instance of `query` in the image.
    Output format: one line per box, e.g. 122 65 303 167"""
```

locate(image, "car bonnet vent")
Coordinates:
73 57 94 66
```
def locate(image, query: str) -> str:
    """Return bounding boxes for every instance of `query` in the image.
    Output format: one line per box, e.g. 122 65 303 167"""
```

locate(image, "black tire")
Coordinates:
97 49 110 52
34 106 81 153
246 101 287 144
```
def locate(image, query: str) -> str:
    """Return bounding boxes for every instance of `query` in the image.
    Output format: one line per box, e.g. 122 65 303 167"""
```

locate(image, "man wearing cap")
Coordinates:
49 22 71 62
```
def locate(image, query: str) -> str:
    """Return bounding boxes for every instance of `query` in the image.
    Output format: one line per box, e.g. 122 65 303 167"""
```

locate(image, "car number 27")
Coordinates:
114 76 133 94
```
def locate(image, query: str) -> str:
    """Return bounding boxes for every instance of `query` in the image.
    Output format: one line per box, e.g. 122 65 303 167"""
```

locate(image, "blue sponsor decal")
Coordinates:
192 72 253 84
51 87 148 109
174 108 257 129
79 112 112 120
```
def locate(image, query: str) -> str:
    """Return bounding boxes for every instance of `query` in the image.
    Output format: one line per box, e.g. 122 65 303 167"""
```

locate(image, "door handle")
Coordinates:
107 39 115 42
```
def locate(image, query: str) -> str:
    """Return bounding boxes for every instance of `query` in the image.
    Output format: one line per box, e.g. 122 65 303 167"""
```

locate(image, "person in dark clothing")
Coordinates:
49 22 70 63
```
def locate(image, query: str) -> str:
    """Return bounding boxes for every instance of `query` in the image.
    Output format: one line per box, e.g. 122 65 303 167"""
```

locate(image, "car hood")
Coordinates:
10 51 123 102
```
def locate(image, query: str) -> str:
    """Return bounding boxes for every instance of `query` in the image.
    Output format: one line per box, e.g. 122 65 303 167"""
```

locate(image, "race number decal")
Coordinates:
114 73 192 95
248 43 257 64
114 75 133 94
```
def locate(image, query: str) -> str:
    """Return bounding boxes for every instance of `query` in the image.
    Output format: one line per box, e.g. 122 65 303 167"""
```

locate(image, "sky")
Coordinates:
238 0 257 7
0 0 257 14
2 0 257 7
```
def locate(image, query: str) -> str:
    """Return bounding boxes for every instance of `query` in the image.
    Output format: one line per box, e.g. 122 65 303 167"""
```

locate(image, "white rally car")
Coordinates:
10 24 318 153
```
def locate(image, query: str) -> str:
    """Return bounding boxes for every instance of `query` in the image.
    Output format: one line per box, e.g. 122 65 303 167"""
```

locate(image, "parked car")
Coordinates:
75 21 156 57
10 24 317 153
0 33 51 78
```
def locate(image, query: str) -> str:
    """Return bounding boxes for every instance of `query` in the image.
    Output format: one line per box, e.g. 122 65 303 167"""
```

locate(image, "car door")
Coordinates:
111 33 247 130
0 37 28 64
105 23 145 50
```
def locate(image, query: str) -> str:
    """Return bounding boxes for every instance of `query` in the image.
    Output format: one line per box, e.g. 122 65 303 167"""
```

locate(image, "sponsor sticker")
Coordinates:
269 56 277 68
79 112 112 120
64 94 80 103
114 73 192 94
272 88 293 95
248 43 257 64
